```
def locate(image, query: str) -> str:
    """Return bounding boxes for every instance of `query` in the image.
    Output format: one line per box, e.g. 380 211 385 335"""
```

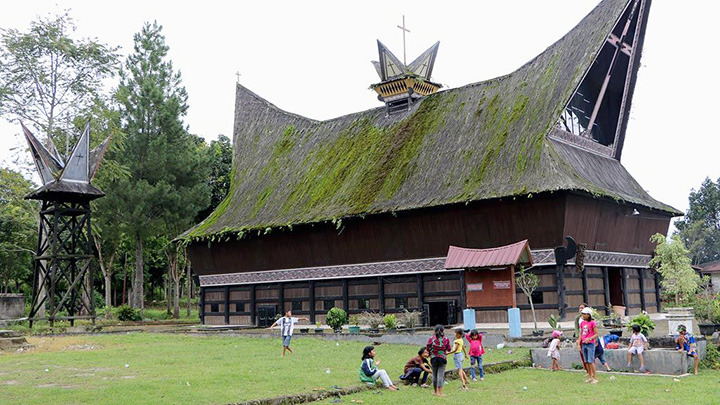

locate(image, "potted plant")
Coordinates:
359 311 383 334
695 277 720 336
348 315 361 334
314 321 324 334
384 314 397 334
516 266 542 336
627 312 655 338
326 307 347 333
397 309 422 333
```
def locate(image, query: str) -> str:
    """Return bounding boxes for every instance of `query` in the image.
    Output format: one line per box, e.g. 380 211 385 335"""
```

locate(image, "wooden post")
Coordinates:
378 277 385 314
654 271 661 312
342 279 349 311
199 287 205 324
309 280 316 324
250 284 256 326
602 267 611 316
459 270 466 309
581 266 589 306
556 264 566 319
224 285 230 324
621 268 629 316
278 283 284 315
638 268 646 312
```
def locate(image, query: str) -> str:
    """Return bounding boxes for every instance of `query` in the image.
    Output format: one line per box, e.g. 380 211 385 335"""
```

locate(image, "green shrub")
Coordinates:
348 315 360 326
547 314 559 330
627 313 655 337
326 307 347 330
117 305 142 321
397 309 422 328
700 343 720 370
383 314 397 329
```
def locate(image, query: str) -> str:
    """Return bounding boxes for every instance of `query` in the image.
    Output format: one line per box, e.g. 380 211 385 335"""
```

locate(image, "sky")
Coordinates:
1 1 718 229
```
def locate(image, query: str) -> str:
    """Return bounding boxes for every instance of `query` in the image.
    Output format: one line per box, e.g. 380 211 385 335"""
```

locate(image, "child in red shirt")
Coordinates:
467 329 485 381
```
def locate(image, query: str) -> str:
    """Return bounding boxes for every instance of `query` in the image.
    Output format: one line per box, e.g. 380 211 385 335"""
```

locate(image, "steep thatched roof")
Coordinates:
183 0 678 241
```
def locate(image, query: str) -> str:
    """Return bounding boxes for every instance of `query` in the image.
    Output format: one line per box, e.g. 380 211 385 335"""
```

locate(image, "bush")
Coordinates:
627 313 655 337
117 305 142 322
358 312 383 329
548 314 559 330
383 314 397 329
693 296 720 324
397 309 422 328
348 315 360 326
700 343 720 370
326 307 347 331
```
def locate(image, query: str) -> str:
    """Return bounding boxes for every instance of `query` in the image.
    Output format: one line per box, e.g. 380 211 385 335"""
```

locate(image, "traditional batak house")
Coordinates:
182 0 680 326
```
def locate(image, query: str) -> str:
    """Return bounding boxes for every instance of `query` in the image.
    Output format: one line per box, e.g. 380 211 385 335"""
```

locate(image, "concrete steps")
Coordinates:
0 330 34 352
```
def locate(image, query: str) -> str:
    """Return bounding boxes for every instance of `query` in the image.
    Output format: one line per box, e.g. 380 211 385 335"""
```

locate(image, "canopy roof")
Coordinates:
183 0 679 241
445 240 533 269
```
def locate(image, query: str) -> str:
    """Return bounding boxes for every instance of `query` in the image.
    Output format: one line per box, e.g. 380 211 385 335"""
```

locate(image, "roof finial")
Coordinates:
235 71 241 84
397 15 410 66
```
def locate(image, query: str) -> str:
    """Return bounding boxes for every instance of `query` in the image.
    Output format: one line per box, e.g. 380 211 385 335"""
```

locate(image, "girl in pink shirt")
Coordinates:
467 329 485 381
577 308 599 383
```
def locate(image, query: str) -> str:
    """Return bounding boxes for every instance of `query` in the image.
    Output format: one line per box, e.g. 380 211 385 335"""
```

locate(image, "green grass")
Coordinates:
0 333 528 405
324 368 720 404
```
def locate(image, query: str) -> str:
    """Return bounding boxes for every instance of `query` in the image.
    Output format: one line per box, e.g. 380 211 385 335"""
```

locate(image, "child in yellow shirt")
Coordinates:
449 328 469 390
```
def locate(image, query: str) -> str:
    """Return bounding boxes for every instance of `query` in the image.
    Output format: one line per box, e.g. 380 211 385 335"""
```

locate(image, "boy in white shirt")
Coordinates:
626 324 648 371
269 310 309 357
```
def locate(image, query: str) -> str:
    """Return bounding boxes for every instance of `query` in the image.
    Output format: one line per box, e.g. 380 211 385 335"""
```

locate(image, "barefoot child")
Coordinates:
449 328 469 390
547 330 562 371
627 324 648 372
675 324 699 375
467 329 485 381
578 307 599 383
268 310 309 357
427 325 452 397
359 346 399 390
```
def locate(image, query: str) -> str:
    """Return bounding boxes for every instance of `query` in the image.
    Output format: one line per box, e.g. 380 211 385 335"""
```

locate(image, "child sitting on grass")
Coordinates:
467 329 485 381
359 346 398 390
547 330 562 371
626 324 648 372
449 328 469 390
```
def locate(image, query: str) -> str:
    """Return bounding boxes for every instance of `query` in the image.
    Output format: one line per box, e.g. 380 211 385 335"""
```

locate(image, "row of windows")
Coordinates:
207 298 411 313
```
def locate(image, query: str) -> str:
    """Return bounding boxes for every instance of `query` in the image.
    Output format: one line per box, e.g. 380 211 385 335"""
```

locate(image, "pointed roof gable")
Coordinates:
183 0 679 241
376 40 407 80
407 41 439 80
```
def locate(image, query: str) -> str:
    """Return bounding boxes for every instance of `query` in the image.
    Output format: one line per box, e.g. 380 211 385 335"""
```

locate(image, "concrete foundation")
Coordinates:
531 343 706 375
0 294 24 320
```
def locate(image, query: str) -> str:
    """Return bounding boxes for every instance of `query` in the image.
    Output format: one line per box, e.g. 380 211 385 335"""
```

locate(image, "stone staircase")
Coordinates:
0 330 34 352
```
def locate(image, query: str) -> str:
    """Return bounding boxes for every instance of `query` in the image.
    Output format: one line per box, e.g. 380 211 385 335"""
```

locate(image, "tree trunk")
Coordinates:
104 274 112 318
529 297 538 331
165 277 172 315
173 274 180 319
133 235 144 310
186 259 191 317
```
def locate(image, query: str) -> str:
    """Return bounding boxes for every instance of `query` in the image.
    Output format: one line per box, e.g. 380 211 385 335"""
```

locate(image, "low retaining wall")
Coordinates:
0 294 24 320
531 343 707 375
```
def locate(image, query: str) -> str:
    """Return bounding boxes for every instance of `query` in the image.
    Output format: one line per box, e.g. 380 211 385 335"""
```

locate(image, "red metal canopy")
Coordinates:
444 240 533 269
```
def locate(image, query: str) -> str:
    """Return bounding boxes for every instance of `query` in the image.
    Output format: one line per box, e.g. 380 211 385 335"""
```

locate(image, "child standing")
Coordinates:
578 307 599 383
427 325 452 397
547 330 562 371
467 329 485 381
449 329 469 390
626 324 648 372
358 346 398 390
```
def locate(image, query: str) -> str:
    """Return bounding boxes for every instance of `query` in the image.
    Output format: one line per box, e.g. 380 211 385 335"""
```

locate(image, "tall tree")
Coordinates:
115 22 209 310
0 168 37 293
0 12 119 151
196 134 232 221
649 233 701 306
675 177 720 265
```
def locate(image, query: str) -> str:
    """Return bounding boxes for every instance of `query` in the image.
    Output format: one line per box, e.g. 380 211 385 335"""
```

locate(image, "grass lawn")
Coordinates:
324 368 720 404
0 333 527 404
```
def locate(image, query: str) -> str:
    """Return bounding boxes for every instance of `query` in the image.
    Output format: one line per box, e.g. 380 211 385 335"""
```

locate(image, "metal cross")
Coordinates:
397 15 410 66
235 71 241 83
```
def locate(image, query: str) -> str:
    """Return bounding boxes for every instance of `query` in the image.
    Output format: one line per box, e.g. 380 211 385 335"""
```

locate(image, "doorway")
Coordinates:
608 268 624 307
424 300 457 326
257 305 277 327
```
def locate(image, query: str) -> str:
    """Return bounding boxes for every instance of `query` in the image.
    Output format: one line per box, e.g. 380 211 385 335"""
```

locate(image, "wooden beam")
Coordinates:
199 287 206 324
342 279 349 312
459 270 466 309
638 268 646 312
417 274 424 311
602 267 611 316
621 268 629 316
278 283 284 314
581 267 589 305
378 277 385 314
250 284 256 326
309 280 316 324
654 271 662 312
556 264 566 319
224 285 230 324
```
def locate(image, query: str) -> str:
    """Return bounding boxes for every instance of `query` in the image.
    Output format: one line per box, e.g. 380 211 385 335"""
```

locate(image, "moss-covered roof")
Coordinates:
183 0 679 241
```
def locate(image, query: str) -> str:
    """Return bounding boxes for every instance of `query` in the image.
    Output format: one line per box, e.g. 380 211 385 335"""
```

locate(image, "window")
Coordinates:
531 290 544 305
324 299 335 310
395 297 408 309
210 303 219 313
292 300 302 311
358 299 370 310
235 302 245 312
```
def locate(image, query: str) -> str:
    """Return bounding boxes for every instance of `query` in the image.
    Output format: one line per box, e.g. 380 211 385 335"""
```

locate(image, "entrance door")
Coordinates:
426 301 456 326
257 305 277 327
608 268 624 306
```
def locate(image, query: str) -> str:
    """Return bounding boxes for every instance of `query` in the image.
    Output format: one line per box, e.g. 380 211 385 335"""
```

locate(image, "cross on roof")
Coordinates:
397 15 410 66
236 71 241 83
